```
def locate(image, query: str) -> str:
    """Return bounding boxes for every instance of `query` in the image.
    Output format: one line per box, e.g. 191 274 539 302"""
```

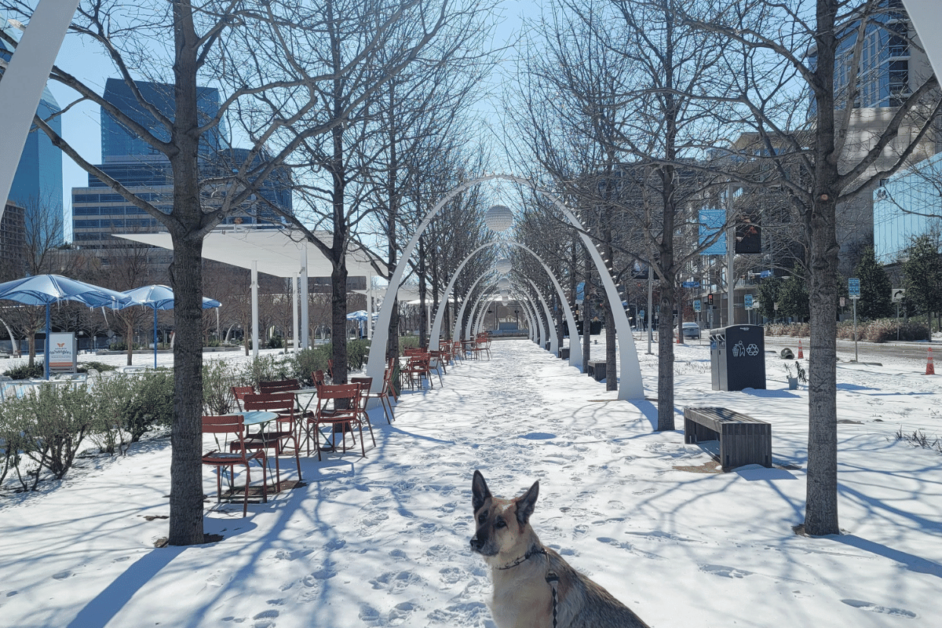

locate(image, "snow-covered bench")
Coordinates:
587 360 607 382
683 407 772 471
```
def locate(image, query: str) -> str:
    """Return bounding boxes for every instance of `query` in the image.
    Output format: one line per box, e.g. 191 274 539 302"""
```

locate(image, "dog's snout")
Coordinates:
470 535 483 551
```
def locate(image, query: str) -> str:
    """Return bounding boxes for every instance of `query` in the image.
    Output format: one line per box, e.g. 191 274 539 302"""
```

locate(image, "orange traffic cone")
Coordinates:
798 339 804 359
927 347 935 375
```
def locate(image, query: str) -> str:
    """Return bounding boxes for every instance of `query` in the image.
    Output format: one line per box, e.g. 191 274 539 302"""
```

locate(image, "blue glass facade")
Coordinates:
873 152 942 264
809 1 912 115
74 78 291 247
1 25 64 244
101 78 227 162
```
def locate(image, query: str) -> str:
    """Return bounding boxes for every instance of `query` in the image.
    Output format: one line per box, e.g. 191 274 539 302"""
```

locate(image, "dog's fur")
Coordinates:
470 470 650 628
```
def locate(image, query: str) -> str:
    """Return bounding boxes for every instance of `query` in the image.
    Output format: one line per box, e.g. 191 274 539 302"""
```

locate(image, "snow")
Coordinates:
1 339 940 627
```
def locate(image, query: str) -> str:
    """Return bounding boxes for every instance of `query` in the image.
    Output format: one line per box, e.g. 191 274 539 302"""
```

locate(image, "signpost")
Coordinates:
693 300 701 312
48 332 77 374
744 294 754 325
849 278 860 362
892 288 906 340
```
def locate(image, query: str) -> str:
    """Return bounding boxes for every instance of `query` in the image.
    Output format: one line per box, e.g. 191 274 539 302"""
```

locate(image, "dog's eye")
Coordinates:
495 518 506 529
478 512 487 524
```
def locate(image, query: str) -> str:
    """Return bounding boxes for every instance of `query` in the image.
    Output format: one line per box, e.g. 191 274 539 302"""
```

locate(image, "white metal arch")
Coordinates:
522 277 558 354
428 241 582 368
365 173 643 400
473 286 543 347
453 272 496 343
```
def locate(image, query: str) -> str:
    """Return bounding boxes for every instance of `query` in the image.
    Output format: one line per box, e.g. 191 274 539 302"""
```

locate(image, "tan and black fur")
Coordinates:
470 470 650 628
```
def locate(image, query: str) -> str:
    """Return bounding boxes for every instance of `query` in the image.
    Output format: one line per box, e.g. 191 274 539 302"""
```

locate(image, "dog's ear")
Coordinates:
472 470 491 512
515 480 539 526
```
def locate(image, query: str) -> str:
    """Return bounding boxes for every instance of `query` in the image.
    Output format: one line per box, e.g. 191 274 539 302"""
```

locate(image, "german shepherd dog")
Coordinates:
470 470 650 628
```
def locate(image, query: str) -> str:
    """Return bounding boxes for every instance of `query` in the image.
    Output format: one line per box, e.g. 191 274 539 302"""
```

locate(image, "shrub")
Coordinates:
203 360 238 415
19 384 96 484
836 318 930 343
764 323 810 337
291 346 330 385
348 339 371 370
240 355 295 389
267 335 285 349
121 372 175 442
2 363 45 380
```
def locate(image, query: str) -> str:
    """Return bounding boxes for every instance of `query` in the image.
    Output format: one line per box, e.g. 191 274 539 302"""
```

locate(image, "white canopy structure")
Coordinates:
116 226 387 355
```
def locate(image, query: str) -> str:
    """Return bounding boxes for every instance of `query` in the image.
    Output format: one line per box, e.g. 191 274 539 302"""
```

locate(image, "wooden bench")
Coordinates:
559 347 570 359
683 407 771 471
587 360 607 382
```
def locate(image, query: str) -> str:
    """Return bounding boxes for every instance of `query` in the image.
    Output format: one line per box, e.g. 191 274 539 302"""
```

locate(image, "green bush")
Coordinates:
121 372 175 442
203 359 238 415
17 384 96 486
2 363 44 380
348 339 371 370
267 335 285 349
291 346 330 385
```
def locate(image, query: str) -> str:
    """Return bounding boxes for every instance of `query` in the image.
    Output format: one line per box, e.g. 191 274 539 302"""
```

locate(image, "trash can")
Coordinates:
709 325 766 391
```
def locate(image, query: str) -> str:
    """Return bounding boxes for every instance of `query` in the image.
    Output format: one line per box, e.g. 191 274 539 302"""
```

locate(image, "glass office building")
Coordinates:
74 80 291 250
1 23 64 244
873 153 942 264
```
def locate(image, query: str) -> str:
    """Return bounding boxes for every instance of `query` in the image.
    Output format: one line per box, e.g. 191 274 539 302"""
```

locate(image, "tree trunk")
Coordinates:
167 234 205 546
167 1 205 547
28 332 35 367
657 281 676 431
804 0 840 536
582 267 592 372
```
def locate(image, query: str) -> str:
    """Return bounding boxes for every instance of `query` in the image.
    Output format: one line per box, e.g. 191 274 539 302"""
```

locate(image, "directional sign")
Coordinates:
892 288 906 302
682 281 700 288
693 299 701 312
744 294 754 309
849 278 861 298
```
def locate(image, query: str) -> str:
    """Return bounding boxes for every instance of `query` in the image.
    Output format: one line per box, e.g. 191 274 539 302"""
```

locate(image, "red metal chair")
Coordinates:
402 353 433 389
202 414 267 517
231 386 255 412
260 379 299 394
306 383 365 460
240 393 303 489
428 350 446 385
350 377 378 444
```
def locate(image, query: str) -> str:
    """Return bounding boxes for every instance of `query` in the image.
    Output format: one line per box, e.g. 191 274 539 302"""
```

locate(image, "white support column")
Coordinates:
251 261 259 358
0 0 82 225
526 278 558 355
292 274 299 354
300 247 309 349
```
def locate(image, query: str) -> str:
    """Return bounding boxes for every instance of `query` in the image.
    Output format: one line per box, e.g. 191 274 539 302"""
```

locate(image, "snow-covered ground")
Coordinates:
1 339 940 627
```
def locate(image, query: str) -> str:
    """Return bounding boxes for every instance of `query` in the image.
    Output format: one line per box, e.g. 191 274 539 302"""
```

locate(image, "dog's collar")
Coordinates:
497 545 547 570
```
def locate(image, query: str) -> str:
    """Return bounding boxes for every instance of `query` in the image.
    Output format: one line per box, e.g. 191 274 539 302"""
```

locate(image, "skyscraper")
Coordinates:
0 21 64 245
72 78 291 252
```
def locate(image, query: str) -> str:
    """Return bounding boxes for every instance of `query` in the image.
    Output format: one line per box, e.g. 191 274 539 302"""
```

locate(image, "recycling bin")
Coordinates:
709 325 766 391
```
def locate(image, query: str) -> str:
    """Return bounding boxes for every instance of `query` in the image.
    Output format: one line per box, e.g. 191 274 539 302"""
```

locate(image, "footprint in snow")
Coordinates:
841 599 916 618
253 609 278 627
699 564 753 579
52 571 71 580
439 566 463 585
418 522 438 541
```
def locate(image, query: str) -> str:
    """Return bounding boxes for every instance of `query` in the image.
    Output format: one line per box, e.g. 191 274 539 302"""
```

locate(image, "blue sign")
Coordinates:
698 210 726 255
693 300 701 312
682 281 700 288
759 270 774 278
744 294 754 309
849 278 861 298
639 309 645 320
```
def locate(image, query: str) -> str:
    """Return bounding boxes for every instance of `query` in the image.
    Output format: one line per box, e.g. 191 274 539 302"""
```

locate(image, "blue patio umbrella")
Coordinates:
120 285 221 368
0 275 132 379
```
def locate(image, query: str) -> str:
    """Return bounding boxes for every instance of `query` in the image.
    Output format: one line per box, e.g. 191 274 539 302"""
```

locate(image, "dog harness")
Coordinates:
497 545 560 628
